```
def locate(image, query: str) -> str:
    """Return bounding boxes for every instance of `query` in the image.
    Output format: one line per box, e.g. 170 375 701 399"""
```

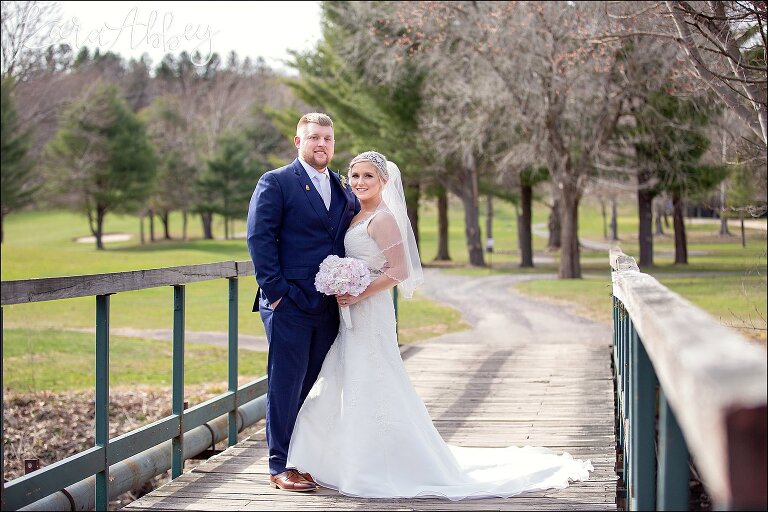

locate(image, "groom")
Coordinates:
246 113 359 491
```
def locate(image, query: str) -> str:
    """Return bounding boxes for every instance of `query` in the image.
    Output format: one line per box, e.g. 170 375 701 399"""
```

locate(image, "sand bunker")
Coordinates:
75 233 132 243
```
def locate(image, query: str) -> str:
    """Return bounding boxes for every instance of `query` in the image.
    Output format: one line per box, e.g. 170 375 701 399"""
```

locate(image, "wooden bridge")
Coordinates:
125 337 616 511
2 251 766 511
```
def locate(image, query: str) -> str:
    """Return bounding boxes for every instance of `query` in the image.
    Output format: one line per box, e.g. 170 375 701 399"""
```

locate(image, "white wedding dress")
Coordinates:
287 212 593 499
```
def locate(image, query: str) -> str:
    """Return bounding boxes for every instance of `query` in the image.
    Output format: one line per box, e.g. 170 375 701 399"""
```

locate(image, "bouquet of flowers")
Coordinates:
314 255 371 329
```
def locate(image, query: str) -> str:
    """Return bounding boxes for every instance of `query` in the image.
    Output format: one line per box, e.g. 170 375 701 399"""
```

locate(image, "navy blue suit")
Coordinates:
246 158 359 475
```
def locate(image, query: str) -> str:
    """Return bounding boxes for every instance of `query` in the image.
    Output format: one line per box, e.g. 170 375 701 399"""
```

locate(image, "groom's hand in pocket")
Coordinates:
271 297 282 310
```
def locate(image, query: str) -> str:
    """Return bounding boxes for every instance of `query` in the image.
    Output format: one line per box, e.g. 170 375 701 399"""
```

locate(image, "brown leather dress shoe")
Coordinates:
269 469 317 491
300 472 317 486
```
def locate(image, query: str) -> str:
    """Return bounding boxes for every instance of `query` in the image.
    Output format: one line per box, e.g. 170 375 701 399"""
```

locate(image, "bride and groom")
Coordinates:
246 113 593 499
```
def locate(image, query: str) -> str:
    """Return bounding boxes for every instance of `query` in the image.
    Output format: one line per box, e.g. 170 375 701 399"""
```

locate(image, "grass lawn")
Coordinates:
2 198 765 393
1 209 468 392
2 328 268 394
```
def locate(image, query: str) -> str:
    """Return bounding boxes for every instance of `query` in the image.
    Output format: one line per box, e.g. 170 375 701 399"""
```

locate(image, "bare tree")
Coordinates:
602 1 767 146
509 3 625 278
665 1 767 146
328 2 629 276
1 0 60 81
154 51 266 238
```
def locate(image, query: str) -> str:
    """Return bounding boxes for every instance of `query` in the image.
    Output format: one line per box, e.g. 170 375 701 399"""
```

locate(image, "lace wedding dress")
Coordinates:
286 211 593 499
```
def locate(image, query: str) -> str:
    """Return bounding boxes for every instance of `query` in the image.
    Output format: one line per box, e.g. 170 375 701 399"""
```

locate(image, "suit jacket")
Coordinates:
247 158 360 314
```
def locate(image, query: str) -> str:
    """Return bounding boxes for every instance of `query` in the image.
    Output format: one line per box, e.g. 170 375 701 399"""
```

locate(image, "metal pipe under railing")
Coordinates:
20 395 266 511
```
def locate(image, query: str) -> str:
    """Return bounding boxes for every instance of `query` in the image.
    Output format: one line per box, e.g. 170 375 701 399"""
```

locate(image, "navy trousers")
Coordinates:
259 290 339 475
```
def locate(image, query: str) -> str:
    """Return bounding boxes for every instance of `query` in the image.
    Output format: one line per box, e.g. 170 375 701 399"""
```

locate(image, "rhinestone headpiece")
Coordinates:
348 151 389 180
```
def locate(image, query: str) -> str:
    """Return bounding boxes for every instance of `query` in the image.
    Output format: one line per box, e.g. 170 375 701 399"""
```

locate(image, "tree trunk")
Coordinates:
95 206 106 250
740 210 746 248
462 192 485 266
139 211 145 245
673 192 688 264
201 211 214 240
601 200 607 240
518 182 534 268
718 179 731 236
558 187 581 279
638 170 655 268
224 215 229 240
485 194 493 252
610 198 619 242
655 200 665 236
719 215 731 236
719 132 731 236
405 181 420 249
161 210 172 240
149 208 156 242
434 188 450 261
86 206 105 250
457 151 484 267
547 199 561 250
182 210 188 241
1 212 4 244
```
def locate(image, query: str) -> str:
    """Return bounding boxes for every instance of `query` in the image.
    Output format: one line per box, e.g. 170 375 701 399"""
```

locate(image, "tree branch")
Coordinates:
665 0 767 144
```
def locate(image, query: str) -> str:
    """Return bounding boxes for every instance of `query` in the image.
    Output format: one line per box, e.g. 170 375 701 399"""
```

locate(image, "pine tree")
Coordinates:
1 76 37 243
45 83 157 249
283 3 429 246
634 92 728 264
197 133 263 240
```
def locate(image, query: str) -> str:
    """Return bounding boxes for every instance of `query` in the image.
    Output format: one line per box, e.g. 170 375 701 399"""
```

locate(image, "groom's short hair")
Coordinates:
297 113 333 135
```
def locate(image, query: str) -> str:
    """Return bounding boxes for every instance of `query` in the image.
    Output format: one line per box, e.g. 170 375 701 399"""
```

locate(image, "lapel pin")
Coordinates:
305 185 310 191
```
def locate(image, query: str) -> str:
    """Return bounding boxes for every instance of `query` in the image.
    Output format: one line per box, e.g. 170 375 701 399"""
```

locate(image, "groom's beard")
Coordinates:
308 152 329 169
302 147 331 170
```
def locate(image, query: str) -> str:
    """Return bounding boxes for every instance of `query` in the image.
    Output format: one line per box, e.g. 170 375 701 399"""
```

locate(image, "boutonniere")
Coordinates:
339 174 348 190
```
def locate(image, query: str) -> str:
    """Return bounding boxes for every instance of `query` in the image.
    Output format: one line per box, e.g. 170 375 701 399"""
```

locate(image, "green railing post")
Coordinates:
658 389 689 510
614 298 624 443
613 296 627 509
95 294 110 511
630 325 657 511
0 261 276 509
622 307 631 483
228 277 238 446
1 306 5 511
172 285 185 479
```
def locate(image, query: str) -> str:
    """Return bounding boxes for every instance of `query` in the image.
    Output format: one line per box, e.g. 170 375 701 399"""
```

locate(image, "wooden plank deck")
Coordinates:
126 335 617 511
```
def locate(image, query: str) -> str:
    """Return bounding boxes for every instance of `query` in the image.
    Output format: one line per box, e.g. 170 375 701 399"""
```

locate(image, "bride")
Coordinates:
286 151 593 499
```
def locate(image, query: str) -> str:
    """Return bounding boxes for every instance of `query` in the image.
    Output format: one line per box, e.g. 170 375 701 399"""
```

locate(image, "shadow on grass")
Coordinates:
110 238 249 257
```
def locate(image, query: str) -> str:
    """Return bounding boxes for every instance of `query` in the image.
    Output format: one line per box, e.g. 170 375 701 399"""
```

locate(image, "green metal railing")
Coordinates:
610 248 767 511
613 296 688 510
1 260 265 510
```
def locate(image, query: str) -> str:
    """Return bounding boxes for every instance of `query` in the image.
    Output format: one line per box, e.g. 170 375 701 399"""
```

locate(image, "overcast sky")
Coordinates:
48 1 323 71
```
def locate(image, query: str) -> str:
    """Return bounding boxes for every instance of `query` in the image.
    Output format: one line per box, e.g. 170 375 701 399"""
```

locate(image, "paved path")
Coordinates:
417 268 610 346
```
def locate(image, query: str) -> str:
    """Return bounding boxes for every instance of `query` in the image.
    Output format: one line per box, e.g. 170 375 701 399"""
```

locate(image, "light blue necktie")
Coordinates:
316 173 331 210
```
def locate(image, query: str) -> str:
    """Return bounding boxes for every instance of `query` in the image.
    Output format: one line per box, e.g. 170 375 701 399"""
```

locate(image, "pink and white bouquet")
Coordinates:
314 255 371 329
